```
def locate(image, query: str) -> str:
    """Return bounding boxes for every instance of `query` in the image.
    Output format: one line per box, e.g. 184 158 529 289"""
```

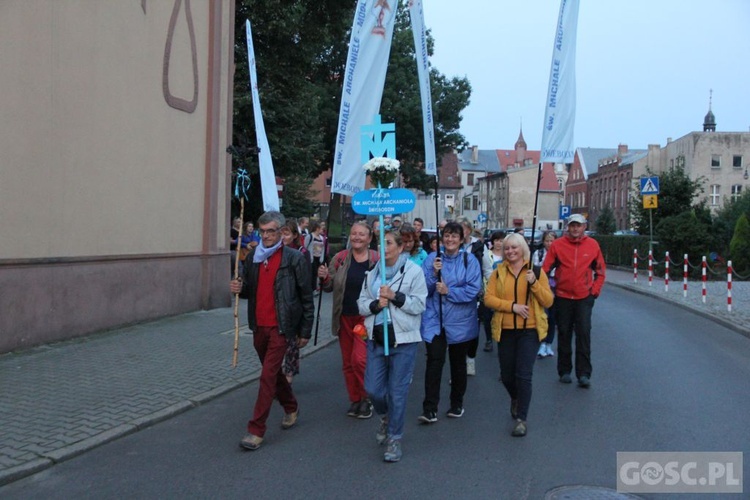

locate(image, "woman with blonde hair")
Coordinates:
484 232 553 437
318 222 378 418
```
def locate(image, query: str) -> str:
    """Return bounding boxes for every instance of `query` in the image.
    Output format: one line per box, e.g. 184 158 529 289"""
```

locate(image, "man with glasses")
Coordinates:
230 211 314 450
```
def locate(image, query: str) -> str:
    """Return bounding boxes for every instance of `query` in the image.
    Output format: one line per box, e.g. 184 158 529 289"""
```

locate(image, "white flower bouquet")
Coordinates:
363 157 400 187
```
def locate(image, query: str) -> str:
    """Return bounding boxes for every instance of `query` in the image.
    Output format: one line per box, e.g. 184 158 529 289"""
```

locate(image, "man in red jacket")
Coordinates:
542 214 605 388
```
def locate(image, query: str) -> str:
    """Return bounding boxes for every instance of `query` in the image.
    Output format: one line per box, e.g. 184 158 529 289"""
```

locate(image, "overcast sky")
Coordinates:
423 0 750 151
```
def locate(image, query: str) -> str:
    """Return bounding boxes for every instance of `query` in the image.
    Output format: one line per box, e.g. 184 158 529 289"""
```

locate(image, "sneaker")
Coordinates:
239 433 263 450
510 399 518 419
281 409 299 429
466 357 476 376
446 407 464 418
383 438 402 462
578 375 591 388
545 344 555 357
418 410 438 424
347 401 360 417
537 344 546 358
376 416 388 445
483 340 493 352
559 373 572 384
357 399 373 419
511 419 527 437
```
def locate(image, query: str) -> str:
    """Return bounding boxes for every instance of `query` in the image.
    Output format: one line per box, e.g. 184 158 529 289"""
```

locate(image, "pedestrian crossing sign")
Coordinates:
640 176 659 195
643 195 658 209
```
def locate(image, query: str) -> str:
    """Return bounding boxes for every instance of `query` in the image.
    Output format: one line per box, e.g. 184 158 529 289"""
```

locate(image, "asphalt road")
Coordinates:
2 285 749 499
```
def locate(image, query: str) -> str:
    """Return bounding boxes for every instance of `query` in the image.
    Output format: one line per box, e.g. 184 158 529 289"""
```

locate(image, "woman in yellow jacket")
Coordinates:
484 232 554 437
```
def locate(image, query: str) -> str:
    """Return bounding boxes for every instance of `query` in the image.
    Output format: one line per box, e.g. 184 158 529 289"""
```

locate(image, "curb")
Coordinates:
0 335 338 487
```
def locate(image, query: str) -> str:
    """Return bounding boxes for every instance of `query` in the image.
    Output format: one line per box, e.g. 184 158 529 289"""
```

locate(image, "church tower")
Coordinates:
514 124 527 164
703 89 716 132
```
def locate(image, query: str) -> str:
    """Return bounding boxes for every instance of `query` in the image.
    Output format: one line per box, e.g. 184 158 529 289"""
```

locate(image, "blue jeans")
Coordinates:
497 328 539 421
365 341 418 441
555 295 595 378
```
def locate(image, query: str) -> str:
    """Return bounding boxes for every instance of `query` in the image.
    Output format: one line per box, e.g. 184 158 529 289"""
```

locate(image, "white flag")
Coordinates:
540 0 579 163
245 19 280 211
409 0 437 176
331 0 398 196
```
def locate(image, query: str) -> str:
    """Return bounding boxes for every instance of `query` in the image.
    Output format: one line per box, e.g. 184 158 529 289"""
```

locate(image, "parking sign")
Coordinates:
559 205 571 219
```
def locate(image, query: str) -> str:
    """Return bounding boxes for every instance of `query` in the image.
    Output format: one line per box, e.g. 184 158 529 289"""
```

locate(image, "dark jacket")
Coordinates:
239 246 314 340
321 248 379 335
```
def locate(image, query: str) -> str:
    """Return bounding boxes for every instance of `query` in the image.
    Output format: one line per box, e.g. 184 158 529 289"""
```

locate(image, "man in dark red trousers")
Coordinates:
230 211 314 451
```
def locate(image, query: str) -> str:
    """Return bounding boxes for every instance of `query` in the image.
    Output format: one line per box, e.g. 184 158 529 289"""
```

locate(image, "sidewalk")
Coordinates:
1 271 748 486
0 295 336 486
605 267 750 339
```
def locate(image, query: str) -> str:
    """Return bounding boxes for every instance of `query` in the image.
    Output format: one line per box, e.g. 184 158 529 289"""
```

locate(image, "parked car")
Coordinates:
522 228 543 248
614 229 639 236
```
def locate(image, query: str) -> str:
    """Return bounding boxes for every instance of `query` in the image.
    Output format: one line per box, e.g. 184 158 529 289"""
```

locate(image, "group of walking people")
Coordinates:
230 210 605 462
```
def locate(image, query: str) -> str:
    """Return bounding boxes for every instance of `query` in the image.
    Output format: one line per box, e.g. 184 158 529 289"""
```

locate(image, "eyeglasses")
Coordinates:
258 228 279 236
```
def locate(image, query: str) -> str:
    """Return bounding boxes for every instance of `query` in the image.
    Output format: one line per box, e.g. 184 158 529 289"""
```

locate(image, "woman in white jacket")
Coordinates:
358 230 427 463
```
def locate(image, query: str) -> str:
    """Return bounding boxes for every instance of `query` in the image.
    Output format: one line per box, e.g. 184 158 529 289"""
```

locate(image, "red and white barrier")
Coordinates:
683 254 688 298
632 251 737 313
648 249 653 287
728 260 733 313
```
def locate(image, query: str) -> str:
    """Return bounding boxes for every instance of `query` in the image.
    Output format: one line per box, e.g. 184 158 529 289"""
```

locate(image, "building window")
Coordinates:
711 155 721 168
463 196 471 210
731 184 742 202
733 155 743 169
472 196 479 210
326 177 332 187
467 173 474 186
710 184 721 206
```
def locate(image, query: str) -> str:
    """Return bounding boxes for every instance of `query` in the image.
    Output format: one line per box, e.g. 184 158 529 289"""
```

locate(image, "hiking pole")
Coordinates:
232 168 250 368
434 175 445 335
523 161 544 320
313 193 335 345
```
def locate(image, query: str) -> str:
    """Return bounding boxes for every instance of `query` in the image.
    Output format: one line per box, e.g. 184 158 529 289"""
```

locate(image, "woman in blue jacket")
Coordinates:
418 222 482 423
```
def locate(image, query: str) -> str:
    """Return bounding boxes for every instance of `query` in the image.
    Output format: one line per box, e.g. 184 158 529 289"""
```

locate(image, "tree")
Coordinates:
729 213 750 276
229 0 472 223
655 210 712 264
230 1 353 222
380 4 471 194
713 189 750 257
595 205 616 235
630 165 706 236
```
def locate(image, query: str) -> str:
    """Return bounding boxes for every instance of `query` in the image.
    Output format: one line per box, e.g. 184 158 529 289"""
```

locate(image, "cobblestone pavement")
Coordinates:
0 295 336 486
1 270 747 487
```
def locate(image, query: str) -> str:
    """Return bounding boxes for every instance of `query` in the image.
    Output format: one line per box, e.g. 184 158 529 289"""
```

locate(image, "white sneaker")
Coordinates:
537 344 546 358
466 357 476 376
545 343 555 357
